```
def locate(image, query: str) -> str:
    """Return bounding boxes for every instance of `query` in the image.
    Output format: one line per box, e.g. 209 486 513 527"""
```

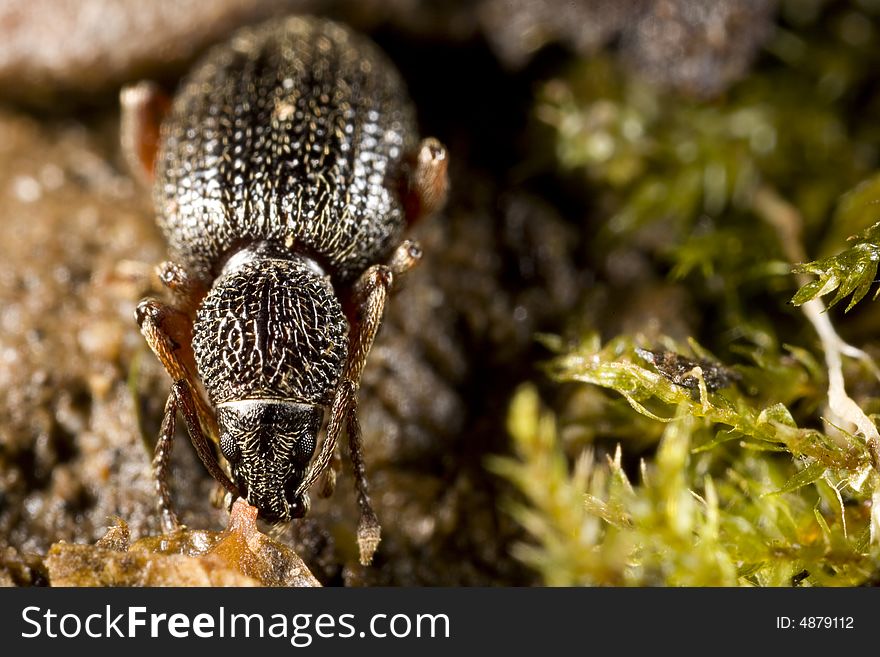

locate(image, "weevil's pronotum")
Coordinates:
120 16 448 565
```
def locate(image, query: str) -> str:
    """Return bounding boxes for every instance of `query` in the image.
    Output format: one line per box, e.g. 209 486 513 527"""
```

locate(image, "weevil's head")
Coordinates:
216 400 322 521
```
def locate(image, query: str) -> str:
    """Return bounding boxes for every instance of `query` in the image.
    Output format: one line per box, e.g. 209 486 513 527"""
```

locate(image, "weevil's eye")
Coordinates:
220 432 242 464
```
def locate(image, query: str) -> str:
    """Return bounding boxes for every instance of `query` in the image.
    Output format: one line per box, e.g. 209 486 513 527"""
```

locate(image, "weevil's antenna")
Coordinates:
296 381 354 498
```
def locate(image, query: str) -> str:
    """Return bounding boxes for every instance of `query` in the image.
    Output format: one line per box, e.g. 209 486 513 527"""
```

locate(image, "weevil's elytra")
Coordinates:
156 18 418 284
123 16 449 565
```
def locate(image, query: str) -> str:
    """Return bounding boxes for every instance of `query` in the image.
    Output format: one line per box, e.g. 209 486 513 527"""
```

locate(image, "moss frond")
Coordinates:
494 337 880 586
792 221 880 311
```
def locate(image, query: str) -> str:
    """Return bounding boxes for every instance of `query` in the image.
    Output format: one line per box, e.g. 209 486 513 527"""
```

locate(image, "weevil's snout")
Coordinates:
216 400 322 523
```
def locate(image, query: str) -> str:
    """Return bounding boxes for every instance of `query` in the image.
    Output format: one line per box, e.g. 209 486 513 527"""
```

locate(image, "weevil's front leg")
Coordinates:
154 391 182 533
135 297 217 437
138 381 241 526
345 398 380 565
346 242 425 564
313 243 422 562
314 240 422 501
346 239 421 382
306 378 380 565
302 378 380 565
136 297 237 519
298 241 422 564
171 379 239 500
120 80 171 184
301 379 356 501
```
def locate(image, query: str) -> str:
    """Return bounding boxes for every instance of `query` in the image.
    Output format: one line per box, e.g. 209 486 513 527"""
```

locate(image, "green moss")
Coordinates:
491 0 880 588
792 219 880 311
496 351 878 586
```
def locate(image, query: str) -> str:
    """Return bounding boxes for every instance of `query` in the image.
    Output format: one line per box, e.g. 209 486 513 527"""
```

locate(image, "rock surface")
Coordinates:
45 501 321 586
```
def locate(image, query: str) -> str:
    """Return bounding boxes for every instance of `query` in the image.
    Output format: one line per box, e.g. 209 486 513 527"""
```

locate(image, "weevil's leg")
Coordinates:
403 137 449 224
137 299 238 512
171 379 239 500
135 297 217 438
299 243 422 563
386 239 423 291
120 80 170 184
306 380 379 564
99 259 203 314
346 399 380 565
345 243 426 563
155 260 207 314
298 378 380 564
154 391 182 533
342 265 393 392
298 380 356 501
347 240 422 381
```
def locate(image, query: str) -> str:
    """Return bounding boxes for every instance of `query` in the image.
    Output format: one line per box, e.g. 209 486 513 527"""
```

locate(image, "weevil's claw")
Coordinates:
159 508 182 535
357 515 381 566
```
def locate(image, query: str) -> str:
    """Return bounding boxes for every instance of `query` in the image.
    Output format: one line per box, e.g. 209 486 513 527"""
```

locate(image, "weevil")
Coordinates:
120 16 448 565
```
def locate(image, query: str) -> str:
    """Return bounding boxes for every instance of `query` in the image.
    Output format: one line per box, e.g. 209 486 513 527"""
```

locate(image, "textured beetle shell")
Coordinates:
193 255 349 405
155 16 418 283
